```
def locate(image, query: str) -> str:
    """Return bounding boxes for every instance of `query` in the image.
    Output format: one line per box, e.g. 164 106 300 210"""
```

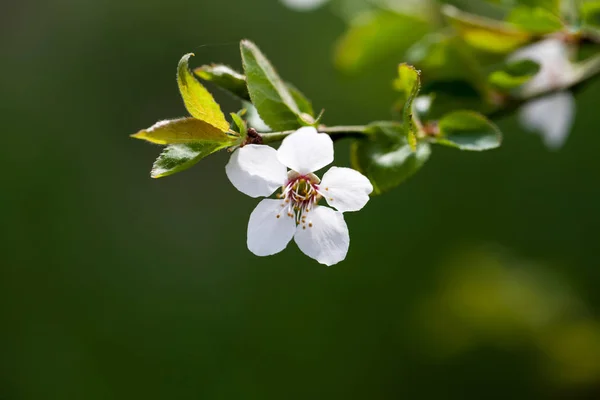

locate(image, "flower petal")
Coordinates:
519 91 575 150
319 167 373 212
277 127 334 174
226 145 287 198
247 199 296 256
294 206 349 266
510 38 575 97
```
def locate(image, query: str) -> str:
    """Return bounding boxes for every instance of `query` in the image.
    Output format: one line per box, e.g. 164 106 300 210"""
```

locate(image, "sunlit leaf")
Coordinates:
151 142 229 179
581 1 600 29
435 111 502 151
351 122 431 194
506 6 563 33
131 118 236 145
334 10 432 73
488 59 541 89
443 5 532 53
194 64 250 101
240 39 303 131
393 64 422 150
177 54 229 132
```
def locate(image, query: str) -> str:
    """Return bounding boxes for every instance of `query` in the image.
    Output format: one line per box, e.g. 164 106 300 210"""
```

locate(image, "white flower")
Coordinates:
509 38 576 150
225 127 373 266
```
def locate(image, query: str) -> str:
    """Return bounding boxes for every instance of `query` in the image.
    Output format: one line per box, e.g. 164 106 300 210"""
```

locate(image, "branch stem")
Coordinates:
260 125 369 144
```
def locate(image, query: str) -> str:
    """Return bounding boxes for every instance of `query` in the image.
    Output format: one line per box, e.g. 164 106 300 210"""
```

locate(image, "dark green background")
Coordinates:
2 0 600 398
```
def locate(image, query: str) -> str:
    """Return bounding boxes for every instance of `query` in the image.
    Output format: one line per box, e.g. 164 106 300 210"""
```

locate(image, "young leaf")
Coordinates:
177 54 230 132
193 64 250 100
334 10 432 73
581 1 600 29
240 40 303 131
351 122 431 194
442 5 532 53
435 111 502 151
195 64 315 118
393 64 422 150
151 142 229 179
506 6 564 34
131 118 236 145
230 112 247 136
488 59 541 89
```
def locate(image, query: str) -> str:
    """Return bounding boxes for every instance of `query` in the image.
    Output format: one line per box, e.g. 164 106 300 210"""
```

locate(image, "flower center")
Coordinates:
277 171 322 228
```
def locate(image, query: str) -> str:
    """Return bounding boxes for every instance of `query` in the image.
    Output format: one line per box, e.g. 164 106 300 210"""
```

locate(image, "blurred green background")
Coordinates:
3 0 600 398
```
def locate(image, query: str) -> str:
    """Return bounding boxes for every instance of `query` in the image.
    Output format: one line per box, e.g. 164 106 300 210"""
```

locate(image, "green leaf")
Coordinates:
334 10 432 73
177 54 230 132
443 5 532 53
194 64 315 119
516 0 560 13
435 111 502 151
240 40 303 131
131 118 236 145
151 142 228 179
230 112 247 136
581 1 600 29
488 59 541 89
351 122 431 194
393 64 422 150
418 80 488 119
193 64 250 101
286 83 315 118
506 6 563 33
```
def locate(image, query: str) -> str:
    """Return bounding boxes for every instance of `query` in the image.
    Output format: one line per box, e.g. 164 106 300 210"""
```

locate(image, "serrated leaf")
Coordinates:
351 122 431 194
151 142 228 179
582 1 600 29
177 54 229 132
435 111 502 151
193 64 250 100
394 64 421 150
131 118 236 145
488 59 541 89
443 5 532 53
240 40 303 131
334 10 432 73
506 6 563 33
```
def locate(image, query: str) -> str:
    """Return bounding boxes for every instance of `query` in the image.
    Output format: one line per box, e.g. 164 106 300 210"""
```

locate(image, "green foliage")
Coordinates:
177 54 230 132
443 4 532 53
419 81 487 119
351 122 431 194
393 64 422 150
506 6 564 33
334 10 432 73
131 118 235 145
240 40 311 130
151 142 229 179
488 59 541 89
581 1 600 29
194 64 250 100
230 112 247 136
434 111 502 151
